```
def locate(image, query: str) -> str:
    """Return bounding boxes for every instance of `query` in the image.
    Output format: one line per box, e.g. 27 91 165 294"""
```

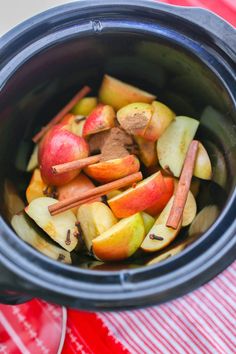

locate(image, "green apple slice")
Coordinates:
11 213 71 263
157 116 199 177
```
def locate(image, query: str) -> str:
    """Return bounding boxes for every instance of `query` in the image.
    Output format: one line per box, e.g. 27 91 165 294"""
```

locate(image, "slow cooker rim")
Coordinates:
0 0 235 305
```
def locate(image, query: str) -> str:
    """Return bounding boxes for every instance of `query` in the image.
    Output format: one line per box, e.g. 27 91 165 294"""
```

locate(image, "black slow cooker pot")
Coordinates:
0 0 235 310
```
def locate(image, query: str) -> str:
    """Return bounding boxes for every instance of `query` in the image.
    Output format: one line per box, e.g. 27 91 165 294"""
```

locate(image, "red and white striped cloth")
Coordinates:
0 1 235 353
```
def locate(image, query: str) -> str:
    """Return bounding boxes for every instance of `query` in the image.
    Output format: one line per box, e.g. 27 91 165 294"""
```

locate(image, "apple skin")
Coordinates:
57 173 98 214
108 171 167 218
71 97 97 116
92 213 145 261
82 104 115 137
145 176 174 216
26 168 47 204
99 74 156 111
143 101 175 141
39 124 89 186
194 142 212 180
84 155 140 183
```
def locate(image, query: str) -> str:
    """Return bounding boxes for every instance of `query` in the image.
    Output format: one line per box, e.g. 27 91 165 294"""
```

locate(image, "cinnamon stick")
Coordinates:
32 86 91 143
52 154 101 175
49 172 143 215
166 140 199 229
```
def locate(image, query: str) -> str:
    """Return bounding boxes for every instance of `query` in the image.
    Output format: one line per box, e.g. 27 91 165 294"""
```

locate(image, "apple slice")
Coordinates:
157 116 199 177
82 104 115 137
143 101 175 141
84 155 140 183
194 143 212 180
99 74 156 111
25 197 78 252
108 171 167 218
39 124 89 186
190 178 200 198
61 113 86 137
141 196 181 252
147 240 190 265
58 173 97 214
11 213 71 263
141 212 155 234
92 213 145 261
26 169 47 204
4 181 25 220
26 144 39 172
145 176 174 216
188 205 219 238
106 189 122 199
117 102 153 137
135 136 158 167
182 191 197 227
77 202 117 251
71 97 97 116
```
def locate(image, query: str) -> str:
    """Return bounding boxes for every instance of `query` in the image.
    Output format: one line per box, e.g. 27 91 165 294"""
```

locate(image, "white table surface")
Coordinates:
0 0 78 37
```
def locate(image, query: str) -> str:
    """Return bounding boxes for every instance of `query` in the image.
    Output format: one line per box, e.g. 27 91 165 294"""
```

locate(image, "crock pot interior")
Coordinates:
0 32 235 270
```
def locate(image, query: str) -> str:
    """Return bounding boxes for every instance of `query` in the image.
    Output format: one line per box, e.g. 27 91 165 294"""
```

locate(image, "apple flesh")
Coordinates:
4 181 25 220
143 101 175 141
147 239 189 265
106 189 122 199
145 176 174 216
92 213 145 261
26 144 39 172
135 136 158 167
61 113 86 137
188 205 219 238
77 202 117 251
181 191 197 227
82 104 115 137
157 116 199 177
99 74 156 111
25 197 78 252
57 173 97 214
39 124 89 186
26 169 47 204
194 142 212 180
84 155 140 183
141 196 181 252
117 102 153 137
71 97 97 116
108 171 167 218
11 213 71 263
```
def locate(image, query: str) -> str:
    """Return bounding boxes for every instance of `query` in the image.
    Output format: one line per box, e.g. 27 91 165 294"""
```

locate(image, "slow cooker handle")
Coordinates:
166 5 236 52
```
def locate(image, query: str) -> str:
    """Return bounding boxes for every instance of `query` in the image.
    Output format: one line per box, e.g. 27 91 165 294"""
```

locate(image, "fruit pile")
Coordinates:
11 75 219 266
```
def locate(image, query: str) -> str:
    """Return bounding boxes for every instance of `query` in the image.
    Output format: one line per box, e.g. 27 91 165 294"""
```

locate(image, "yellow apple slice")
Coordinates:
71 97 97 116
77 202 117 251
26 144 38 172
11 213 71 263
188 205 219 238
134 136 158 167
26 169 47 204
141 212 155 234
92 213 145 261
117 102 153 137
147 239 190 265
106 189 122 199
194 142 212 180
157 116 199 177
143 101 175 141
25 197 78 252
99 74 156 111
182 191 197 227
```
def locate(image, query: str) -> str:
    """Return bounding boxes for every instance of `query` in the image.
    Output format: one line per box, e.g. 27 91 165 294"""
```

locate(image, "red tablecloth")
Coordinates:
0 1 235 353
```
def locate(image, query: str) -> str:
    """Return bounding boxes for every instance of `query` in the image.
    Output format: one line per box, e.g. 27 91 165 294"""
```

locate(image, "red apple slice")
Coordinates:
82 104 115 137
145 176 174 216
84 155 140 183
108 171 167 218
